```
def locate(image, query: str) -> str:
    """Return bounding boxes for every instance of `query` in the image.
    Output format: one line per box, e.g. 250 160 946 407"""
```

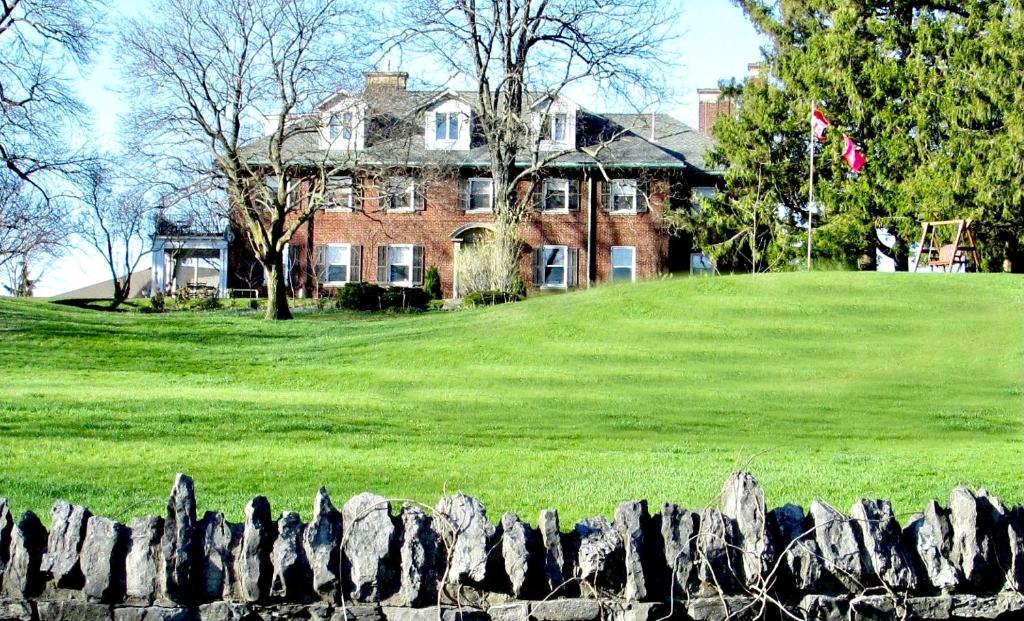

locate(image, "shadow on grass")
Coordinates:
50 298 130 312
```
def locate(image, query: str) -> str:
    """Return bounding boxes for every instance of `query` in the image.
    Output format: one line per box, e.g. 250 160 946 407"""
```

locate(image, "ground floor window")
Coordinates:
325 244 351 284
542 245 567 287
611 246 636 282
377 244 424 286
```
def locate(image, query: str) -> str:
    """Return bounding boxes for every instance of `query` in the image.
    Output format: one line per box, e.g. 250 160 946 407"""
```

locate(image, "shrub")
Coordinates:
428 299 446 312
464 290 522 307
336 282 386 311
150 293 165 313
510 276 527 299
380 286 431 311
423 265 442 300
178 295 221 311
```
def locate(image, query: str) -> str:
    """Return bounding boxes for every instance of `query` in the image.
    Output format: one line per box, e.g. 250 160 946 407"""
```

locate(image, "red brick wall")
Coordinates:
288 174 676 298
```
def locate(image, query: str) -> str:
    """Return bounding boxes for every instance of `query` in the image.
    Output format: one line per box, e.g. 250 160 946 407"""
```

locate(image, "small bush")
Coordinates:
423 266 442 300
380 286 431 311
150 293 165 313
510 276 527 299
336 282 386 311
178 295 221 311
464 290 522 307
427 299 446 312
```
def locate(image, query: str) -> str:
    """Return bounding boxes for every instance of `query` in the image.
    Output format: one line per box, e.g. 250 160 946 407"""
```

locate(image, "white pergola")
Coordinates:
152 235 229 298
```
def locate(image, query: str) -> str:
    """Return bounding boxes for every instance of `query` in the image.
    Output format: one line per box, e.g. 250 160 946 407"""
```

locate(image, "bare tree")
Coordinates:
397 0 676 285
74 161 154 308
119 0 372 320
0 172 68 273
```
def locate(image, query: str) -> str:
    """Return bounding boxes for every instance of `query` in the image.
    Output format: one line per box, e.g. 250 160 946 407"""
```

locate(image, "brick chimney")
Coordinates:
364 71 408 91
698 88 736 138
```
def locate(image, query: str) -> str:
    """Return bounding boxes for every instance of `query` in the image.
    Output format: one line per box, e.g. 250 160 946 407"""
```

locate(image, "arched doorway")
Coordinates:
451 223 497 298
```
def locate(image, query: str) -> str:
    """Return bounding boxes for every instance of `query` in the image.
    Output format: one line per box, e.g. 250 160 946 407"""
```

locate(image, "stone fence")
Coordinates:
1 472 1023 621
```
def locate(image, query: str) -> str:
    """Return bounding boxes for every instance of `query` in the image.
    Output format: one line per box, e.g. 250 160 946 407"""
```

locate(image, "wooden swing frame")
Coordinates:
911 219 980 272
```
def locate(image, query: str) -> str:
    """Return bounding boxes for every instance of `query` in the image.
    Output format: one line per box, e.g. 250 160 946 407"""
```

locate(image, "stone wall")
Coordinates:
1 472 1023 621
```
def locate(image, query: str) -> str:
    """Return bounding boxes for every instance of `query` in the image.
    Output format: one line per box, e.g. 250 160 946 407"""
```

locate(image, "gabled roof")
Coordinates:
241 87 720 174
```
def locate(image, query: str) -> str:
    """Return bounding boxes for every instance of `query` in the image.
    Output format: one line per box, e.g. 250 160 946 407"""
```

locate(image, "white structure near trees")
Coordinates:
151 220 229 298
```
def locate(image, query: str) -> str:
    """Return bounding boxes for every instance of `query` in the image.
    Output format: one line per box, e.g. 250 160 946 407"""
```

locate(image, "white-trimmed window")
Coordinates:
329 112 354 141
324 244 352 285
324 176 354 211
435 112 459 141
611 180 638 212
546 113 567 141
376 243 423 287
384 177 422 212
543 178 570 212
542 245 567 287
611 246 636 282
468 178 493 212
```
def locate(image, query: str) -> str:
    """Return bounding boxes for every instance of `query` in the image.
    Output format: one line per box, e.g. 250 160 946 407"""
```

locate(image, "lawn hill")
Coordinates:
0 271 1021 524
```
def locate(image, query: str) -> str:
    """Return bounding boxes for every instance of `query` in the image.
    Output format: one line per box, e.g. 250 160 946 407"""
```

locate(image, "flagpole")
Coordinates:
807 101 816 271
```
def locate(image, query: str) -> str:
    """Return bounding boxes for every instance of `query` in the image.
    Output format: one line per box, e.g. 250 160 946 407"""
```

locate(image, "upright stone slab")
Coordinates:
613 500 650 602
767 503 823 593
903 501 960 593
80 516 126 601
0 498 13 575
161 473 197 604
849 498 917 590
538 509 567 592
808 501 864 592
573 515 623 591
270 511 310 601
1006 506 1024 592
198 512 236 602
342 493 395 601
433 494 493 585
304 488 342 601
41 501 91 588
720 472 772 588
660 503 699 598
394 503 437 607
125 516 163 604
2 511 47 599
949 486 994 588
696 508 739 594
235 496 274 603
499 512 532 598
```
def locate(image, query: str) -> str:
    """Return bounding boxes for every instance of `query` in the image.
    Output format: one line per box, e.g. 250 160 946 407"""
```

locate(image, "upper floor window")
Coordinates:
541 178 578 212
435 112 459 141
324 177 353 211
611 179 638 212
383 177 424 212
546 113 567 142
468 178 493 212
329 112 353 141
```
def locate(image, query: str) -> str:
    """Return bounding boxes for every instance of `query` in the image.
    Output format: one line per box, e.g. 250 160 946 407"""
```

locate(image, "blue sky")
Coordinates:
39 0 764 296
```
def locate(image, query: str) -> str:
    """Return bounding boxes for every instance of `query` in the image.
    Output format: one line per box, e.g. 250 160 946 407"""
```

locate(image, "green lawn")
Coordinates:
0 272 1021 525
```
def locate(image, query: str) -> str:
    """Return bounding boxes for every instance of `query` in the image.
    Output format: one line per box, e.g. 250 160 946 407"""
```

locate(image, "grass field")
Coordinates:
0 272 1021 525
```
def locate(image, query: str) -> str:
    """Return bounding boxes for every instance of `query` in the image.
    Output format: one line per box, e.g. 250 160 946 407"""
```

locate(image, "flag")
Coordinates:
811 108 831 142
842 135 865 172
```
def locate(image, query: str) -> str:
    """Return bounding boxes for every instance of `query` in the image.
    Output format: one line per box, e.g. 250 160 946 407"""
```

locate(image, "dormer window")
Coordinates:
547 114 567 141
435 112 459 141
329 113 353 141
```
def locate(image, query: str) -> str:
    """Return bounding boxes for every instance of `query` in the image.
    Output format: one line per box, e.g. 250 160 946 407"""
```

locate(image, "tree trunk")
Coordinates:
110 275 132 309
264 253 292 320
891 234 910 272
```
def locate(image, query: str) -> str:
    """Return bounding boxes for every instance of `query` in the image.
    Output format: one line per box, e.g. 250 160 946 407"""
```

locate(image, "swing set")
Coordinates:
911 219 980 272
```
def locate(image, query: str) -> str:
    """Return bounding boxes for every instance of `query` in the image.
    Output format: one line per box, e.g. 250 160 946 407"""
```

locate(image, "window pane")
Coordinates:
611 247 634 267
327 265 348 282
545 266 564 285
613 194 635 211
612 267 633 282
470 193 489 211
390 264 410 283
435 113 446 140
389 245 411 264
554 115 565 141
544 182 566 211
449 114 459 139
545 246 565 266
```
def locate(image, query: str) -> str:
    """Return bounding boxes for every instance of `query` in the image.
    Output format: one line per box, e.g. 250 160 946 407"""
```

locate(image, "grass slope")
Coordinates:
0 272 1021 524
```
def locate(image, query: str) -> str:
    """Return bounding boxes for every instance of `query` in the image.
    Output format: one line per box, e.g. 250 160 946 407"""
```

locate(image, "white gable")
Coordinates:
531 95 579 151
424 93 472 151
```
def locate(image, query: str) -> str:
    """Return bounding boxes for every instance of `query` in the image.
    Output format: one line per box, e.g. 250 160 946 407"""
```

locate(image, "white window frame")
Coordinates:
386 177 416 213
324 176 354 212
541 244 568 289
435 111 459 142
542 178 570 213
467 177 493 213
547 113 567 141
610 179 638 213
387 243 415 287
610 246 636 282
324 243 352 286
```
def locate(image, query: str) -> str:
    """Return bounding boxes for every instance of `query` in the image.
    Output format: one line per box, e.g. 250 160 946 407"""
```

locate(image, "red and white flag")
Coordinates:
811 108 831 142
842 135 865 172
